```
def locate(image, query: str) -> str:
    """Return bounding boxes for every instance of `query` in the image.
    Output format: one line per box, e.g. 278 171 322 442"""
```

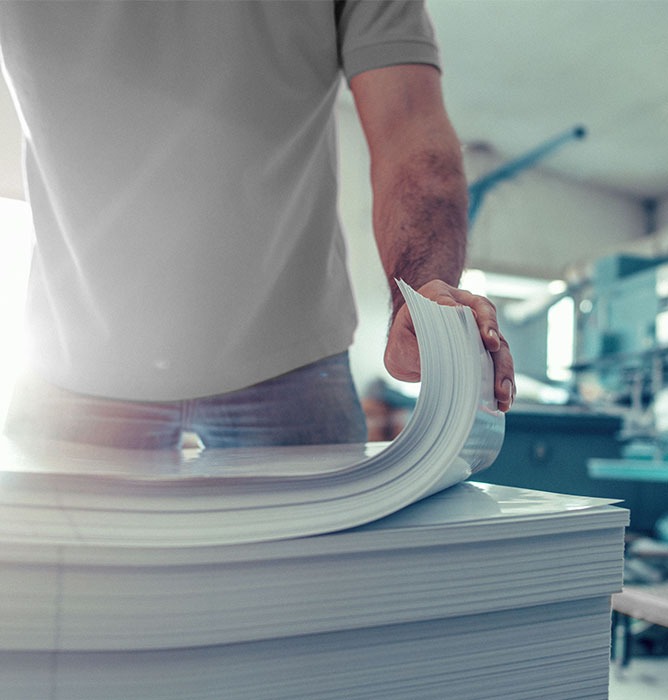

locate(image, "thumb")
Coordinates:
384 304 421 382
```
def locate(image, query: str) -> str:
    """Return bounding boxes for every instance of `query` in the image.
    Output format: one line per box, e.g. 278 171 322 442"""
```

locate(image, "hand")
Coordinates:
384 280 515 412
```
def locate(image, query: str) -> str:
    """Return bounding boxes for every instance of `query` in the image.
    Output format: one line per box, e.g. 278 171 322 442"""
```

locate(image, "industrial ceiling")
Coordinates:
429 0 668 200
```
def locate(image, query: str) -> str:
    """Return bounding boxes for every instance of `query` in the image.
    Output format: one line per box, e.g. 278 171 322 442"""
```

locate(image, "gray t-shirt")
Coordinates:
0 1 439 400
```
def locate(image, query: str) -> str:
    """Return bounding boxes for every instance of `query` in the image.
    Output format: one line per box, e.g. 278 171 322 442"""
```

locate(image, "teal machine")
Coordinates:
575 255 668 537
574 254 668 449
484 253 668 535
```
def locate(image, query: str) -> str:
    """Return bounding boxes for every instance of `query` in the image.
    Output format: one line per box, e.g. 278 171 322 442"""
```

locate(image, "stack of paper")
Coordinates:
0 283 627 698
0 482 627 699
0 282 505 545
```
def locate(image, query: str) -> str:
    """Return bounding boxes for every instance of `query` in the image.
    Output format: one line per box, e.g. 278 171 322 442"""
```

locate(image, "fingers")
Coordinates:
385 279 516 411
404 282 499 343
453 290 515 411
491 333 515 412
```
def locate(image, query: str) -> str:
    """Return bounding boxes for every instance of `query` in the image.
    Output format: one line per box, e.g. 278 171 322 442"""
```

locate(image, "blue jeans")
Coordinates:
3 352 368 449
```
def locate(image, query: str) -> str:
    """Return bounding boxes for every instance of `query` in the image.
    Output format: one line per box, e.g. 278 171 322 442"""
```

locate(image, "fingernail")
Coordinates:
502 378 514 405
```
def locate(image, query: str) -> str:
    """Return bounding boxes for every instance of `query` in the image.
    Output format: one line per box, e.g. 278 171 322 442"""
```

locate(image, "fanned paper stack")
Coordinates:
0 283 628 699
0 282 504 545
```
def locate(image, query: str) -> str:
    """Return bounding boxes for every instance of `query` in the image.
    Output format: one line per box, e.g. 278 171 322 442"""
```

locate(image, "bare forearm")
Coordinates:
372 147 468 317
351 64 515 409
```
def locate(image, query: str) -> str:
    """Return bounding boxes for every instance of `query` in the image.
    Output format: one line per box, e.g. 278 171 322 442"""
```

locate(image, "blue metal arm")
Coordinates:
468 125 587 226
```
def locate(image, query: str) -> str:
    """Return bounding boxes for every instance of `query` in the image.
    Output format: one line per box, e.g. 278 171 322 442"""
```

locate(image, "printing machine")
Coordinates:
483 254 668 535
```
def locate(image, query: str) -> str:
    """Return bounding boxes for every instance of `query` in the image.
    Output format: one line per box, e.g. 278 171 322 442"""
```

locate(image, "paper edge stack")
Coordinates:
0 481 628 700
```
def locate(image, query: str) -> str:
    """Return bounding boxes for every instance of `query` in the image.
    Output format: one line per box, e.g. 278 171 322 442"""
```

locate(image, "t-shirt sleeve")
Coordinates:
336 0 441 82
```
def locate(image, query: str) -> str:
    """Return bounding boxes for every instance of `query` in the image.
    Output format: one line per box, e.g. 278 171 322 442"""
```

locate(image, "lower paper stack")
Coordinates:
0 479 627 700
